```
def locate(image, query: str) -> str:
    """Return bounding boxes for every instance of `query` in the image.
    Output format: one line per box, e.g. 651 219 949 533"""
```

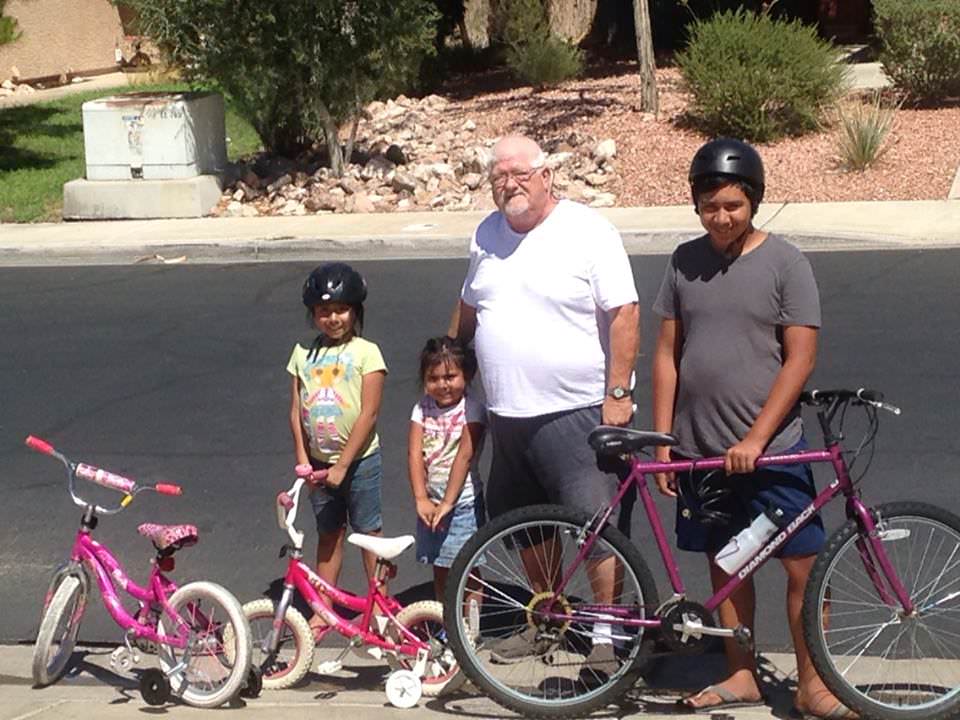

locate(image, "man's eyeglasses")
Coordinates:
489 166 545 188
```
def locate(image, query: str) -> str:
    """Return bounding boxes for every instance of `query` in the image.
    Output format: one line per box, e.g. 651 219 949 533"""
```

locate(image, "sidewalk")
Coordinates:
0 642 804 719
1 200 959 267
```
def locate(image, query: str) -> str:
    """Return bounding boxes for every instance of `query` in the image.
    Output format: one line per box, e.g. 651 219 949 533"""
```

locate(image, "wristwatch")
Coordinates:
607 385 632 400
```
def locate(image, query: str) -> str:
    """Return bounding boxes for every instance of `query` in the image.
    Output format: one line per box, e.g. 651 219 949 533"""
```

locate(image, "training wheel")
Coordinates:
139 667 170 706
240 665 263 699
385 669 422 709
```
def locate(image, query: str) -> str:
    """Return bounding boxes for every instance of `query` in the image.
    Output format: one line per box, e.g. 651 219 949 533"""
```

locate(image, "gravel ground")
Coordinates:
439 63 960 206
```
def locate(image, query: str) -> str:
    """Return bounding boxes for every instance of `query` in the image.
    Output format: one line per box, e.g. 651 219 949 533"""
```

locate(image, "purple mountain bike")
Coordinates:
443 389 960 719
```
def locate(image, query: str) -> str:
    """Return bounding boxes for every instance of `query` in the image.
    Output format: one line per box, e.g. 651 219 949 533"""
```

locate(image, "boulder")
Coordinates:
385 144 408 165
462 173 484 190
593 139 617 163
352 192 376 214
392 171 418 193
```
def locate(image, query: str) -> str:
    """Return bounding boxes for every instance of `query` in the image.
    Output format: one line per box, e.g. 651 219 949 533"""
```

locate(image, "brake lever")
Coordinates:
867 399 901 416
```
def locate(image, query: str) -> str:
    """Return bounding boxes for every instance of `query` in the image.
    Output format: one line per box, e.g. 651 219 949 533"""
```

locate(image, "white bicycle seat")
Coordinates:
347 533 415 560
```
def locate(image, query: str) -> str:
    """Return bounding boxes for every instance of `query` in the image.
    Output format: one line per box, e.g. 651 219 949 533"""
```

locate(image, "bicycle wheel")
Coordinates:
389 600 465 696
804 502 960 720
158 581 251 708
444 504 658 719
32 574 87 686
242 598 314 690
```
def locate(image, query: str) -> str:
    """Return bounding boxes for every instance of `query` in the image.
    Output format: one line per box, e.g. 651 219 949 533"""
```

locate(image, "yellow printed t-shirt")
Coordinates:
287 336 387 464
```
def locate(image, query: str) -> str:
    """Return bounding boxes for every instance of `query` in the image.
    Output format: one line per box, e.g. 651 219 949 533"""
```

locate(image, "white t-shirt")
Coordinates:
410 393 486 507
461 200 638 417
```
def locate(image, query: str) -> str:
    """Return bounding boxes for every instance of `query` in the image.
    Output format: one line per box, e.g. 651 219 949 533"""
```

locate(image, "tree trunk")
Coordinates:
319 104 345 177
546 0 597 44
632 0 658 115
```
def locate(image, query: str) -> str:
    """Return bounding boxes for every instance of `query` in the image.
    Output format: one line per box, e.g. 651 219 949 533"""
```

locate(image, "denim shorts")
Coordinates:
675 439 825 558
416 497 484 568
309 451 382 535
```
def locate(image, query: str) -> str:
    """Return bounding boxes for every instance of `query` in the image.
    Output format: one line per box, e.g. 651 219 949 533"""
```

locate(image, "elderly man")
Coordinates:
449 135 640 677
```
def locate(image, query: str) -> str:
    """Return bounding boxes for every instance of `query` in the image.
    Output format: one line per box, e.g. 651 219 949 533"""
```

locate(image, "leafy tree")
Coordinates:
120 1 439 173
0 0 20 47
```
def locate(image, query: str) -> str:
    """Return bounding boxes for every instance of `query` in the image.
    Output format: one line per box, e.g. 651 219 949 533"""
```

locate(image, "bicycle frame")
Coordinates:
548 440 915 630
65 525 194 649
276 555 429 656
267 475 430 658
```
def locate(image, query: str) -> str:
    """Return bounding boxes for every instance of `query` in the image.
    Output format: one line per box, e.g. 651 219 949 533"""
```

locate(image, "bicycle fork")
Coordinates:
853 505 916 616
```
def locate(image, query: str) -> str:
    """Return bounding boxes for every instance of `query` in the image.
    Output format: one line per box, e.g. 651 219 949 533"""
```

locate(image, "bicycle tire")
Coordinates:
32 574 86 686
444 503 659 719
241 598 314 690
804 501 960 720
389 600 465 696
158 581 251 708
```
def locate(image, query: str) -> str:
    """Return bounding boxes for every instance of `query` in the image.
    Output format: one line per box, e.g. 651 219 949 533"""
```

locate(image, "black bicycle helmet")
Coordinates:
689 138 765 213
676 469 735 526
302 262 367 308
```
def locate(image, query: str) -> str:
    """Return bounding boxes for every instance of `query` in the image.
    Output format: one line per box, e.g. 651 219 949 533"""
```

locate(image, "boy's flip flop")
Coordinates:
678 684 765 713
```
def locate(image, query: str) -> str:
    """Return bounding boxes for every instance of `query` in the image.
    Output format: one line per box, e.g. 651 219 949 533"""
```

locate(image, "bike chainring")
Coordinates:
658 599 715 654
525 591 572 637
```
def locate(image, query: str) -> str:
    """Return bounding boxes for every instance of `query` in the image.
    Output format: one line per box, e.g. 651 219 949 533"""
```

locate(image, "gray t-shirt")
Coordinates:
652 234 821 459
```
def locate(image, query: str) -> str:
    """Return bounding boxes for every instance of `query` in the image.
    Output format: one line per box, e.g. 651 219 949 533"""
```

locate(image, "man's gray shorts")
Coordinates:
487 404 628 530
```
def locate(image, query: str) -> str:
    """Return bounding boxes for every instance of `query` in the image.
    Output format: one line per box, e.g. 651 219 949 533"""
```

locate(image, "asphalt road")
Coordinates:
2 250 958 649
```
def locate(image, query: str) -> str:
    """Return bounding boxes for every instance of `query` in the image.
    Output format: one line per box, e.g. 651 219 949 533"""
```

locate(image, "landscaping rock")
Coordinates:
219 90 619 214
593 139 617 163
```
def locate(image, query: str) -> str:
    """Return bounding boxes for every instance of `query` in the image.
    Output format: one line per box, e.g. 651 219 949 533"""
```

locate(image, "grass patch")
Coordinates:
0 82 261 223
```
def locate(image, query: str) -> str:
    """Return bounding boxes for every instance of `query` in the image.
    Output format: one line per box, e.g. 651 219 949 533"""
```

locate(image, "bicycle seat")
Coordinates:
347 533 414 560
137 523 199 552
588 426 678 455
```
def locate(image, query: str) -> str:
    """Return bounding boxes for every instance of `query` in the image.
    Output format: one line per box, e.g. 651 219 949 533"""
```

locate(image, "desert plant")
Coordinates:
834 92 900 172
874 0 960 103
677 7 848 142
119 0 438 174
0 0 20 46
500 0 583 87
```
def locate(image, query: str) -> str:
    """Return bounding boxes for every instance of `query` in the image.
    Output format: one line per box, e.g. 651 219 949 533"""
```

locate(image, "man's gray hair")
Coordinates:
486 139 547 175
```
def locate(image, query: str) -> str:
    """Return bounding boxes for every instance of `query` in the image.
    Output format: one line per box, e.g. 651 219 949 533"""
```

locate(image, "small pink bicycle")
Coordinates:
241 464 463 707
26 435 255 708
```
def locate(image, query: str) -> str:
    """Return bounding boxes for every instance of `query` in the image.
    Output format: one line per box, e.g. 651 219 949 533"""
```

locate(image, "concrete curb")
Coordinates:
0 200 958 267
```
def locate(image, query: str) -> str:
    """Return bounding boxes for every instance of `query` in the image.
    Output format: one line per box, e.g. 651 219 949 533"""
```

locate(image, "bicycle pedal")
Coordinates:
110 646 133 671
317 660 343 674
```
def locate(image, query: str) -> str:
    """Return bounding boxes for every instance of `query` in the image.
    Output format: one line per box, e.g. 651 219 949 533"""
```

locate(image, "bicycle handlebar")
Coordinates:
24 435 183 511
25 435 55 455
801 388 901 415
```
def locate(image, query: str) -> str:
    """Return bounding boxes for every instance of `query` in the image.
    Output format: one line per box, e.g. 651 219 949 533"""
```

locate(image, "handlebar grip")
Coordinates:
277 491 295 511
25 435 55 455
155 483 182 496
76 463 136 494
294 463 313 479
856 388 883 403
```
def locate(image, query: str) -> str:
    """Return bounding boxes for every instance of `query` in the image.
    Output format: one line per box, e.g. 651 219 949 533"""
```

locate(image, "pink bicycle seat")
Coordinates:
137 523 199 551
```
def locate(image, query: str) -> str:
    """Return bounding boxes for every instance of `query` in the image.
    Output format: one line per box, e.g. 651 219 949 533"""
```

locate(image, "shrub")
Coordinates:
834 93 900 172
121 0 438 173
499 0 582 87
506 35 583 87
0 0 20 46
874 0 960 103
677 8 848 142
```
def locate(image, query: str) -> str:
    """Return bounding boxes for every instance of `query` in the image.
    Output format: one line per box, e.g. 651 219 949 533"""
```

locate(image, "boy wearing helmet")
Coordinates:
652 140 847 719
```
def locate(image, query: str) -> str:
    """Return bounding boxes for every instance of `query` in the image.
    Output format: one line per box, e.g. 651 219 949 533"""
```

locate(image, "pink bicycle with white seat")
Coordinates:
25 435 255 708
241 463 463 707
